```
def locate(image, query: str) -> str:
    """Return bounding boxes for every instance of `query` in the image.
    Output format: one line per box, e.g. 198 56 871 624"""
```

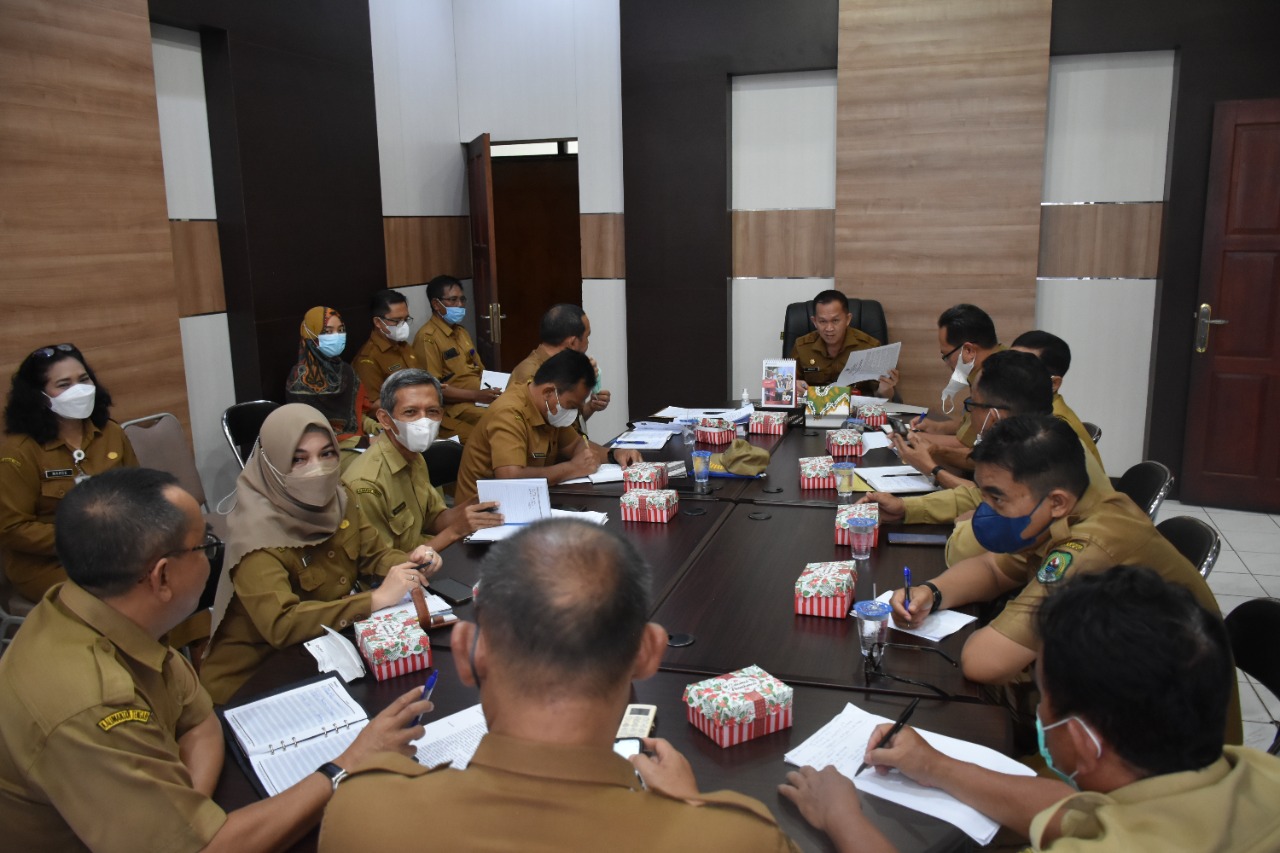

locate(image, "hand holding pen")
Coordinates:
855 697 919 776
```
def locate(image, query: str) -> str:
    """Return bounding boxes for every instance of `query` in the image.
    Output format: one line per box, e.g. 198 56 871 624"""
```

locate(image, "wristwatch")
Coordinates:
922 581 943 614
929 465 945 485
316 762 348 791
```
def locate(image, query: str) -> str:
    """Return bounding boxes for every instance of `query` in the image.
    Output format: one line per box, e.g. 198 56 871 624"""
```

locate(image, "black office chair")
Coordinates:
1224 598 1280 755
425 439 464 487
780 298 890 358
1082 421 1102 445
1156 515 1221 579
222 400 280 468
1112 460 1174 520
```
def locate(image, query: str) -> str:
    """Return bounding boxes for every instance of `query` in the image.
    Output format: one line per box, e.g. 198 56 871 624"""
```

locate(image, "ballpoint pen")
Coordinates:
903 566 912 614
412 670 439 727
855 697 920 776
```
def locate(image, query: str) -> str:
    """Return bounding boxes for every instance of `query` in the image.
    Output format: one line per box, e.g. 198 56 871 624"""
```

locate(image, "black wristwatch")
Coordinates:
922 581 943 614
929 465 945 485
316 762 348 791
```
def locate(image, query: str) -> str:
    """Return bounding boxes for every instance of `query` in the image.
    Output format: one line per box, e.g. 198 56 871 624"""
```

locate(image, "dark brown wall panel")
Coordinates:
581 213 626 279
170 220 226 316
1038 203 1163 279
384 216 472 286
732 210 834 278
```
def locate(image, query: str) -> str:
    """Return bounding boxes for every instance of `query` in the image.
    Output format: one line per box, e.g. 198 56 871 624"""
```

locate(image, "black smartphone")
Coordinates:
429 577 474 606
886 416 911 437
886 531 949 546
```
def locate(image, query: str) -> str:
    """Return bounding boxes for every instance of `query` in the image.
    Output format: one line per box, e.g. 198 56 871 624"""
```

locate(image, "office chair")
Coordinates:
425 439 464 487
1113 460 1174 520
780 298 890 358
1224 598 1280 755
222 400 280 468
1082 421 1102 444
1156 515 1221 579
121 413 209 509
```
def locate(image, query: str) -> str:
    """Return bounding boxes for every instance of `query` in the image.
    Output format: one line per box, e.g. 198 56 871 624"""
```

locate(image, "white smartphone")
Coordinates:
615 704 657 740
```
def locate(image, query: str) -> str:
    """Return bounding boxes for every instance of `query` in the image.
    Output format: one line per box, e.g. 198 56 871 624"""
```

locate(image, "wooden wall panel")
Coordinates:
0 0 188 427
835 0 1050 406
170 220 226 316
1038 203 1163 279
581 213 626 278
732 209 835 278
384 216 472 286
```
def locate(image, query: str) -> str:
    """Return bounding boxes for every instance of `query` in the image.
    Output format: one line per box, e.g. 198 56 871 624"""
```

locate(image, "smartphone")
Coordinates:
615 704 658 739
886 531 949 546
613 737 643 759
886 416 911 437
429 577 474 606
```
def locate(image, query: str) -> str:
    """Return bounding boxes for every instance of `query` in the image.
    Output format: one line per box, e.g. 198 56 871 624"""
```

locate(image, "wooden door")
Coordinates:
466 134 502 368
1182 99 1280 511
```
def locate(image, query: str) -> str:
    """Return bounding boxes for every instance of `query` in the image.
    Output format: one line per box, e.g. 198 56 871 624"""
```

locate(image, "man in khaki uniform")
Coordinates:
783 567 1278 852
320 518 801 853
344 369 503 552
0 467 428 853
507 303 610 424
454 350 640 504
412 275 500 441
790 289 898 398
1011 329 1103 466
352 289 420 420
916 303 1004 453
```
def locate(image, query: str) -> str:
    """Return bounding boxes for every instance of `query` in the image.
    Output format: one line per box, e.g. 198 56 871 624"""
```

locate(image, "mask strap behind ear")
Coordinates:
468 624 482 689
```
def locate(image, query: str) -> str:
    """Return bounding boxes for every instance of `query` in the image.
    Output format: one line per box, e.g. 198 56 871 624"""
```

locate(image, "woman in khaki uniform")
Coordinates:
201 404 439 704
0 343 137 600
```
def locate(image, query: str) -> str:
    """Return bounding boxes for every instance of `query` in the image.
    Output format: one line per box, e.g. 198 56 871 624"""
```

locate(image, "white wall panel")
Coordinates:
731 71 837 210
1036 279 1156 473
453 0 578 143
1043 52 1174 203
370 0 467 216
731 278 833 398
582 279 628 442
151 25 216 220
573 0 624 213
179 314 239 507
396 278 477 346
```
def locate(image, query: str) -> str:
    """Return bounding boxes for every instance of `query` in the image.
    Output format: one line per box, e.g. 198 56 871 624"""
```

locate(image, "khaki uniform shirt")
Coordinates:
342 435 447 552
455 381 581 504
319 732 800 853
200 489 406 704
1029 747 1280 851
0 582 225 852
508 345 552 389
1053 393 1103 467
413 314 485 440
790 327 880 387
0 421 138 600
352 333 420 418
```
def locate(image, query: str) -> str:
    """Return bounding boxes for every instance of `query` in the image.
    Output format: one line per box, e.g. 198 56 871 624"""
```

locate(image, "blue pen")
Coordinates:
412 670 439 727
913 410 928 428
903 566 913 614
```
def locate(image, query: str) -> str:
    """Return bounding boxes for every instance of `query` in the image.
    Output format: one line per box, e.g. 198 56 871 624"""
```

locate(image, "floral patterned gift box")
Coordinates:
794 561 857 618
857 403 887 428
825 428 864 458
799 455 836 490
619 488 679 523
622 461 668 491
695 417 734 446
354 610 432 681
748 410 786 435
683 665 794 748
835 503 879 547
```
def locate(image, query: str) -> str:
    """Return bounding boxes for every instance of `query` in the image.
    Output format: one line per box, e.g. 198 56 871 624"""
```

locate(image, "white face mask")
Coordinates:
381 318 411 343
940 347 976 415
45 383 96 420
545 396 578 428
393 416 440 453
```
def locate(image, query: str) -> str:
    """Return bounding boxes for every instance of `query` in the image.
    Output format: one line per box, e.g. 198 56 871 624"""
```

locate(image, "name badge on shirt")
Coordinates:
443 347 460 360
43 468 74 479
390 501 407 516
531 452 547 459
802 367 819 374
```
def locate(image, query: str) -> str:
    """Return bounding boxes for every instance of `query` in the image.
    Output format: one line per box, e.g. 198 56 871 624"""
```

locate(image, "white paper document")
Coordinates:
857 465 940 494
836 343 901 386
631 420 687 433
474 371 511 408
302 626 366 682
859 430 894 451
609 430 671 450
561 463 625 485
883 402 929 416
477 478 551 524
874 591 977 642
784 703 1034 845
653 404 754 423
466 507 608 542
412 704 488 770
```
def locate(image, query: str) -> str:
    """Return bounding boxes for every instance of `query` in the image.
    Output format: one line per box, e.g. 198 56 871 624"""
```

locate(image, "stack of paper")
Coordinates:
874 591 977 642
302 627 365 682
835 343 901 387
653 404 754 423
608 430 671 451
412 704 488 770
857 466 940 493
562 463 625 485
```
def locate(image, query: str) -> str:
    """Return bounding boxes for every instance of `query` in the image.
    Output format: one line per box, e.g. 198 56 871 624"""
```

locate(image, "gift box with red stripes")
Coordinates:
748 411 786 436
825 428 865 458
794 561 857 618
619 488 678 523
857 404 887 428
622 462 668 491
696 417 735 446
835 503 880 547
683 665 794 748
799 455 836 490
355 610 432 682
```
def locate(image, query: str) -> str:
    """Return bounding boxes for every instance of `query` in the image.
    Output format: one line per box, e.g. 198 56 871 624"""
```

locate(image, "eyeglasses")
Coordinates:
863 641 958 698
167 531 224 563
435 294 467 306
940 343 963 363
30 343 77 360
962 398 1010 414
380 315 414 326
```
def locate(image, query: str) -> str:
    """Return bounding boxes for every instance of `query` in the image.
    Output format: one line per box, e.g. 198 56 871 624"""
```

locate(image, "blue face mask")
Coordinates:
316 333 346 358
441 305 466 325
1036 710 1102 789
971 498 1047 554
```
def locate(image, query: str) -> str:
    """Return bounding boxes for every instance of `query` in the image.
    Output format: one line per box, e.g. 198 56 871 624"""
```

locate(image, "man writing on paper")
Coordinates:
0 468 431 853
352 289 420 419
791 290 898 398
412 275 501 441
781 567 1280 852
343 369 503 552
507 303 610 422
454 350 641 504
320 518 800 852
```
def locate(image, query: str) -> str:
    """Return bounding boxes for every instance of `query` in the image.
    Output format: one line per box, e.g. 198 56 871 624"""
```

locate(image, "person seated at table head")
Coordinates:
412 274 499 442
285 306 372 450
453 350 641 504
918 303 1002 438
507 303 611 422
200 404 439 704
1010 329 1102 467
0 342 138 600
343 368 504 553
781 566 1280 852
319 518 801 853
791 289 898 399
0 467 431 853
352 289 421 420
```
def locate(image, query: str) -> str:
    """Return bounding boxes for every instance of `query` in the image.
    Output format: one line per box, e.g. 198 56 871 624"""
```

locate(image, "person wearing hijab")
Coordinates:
0 343 137 599
285 306 370 442
200 404 441 704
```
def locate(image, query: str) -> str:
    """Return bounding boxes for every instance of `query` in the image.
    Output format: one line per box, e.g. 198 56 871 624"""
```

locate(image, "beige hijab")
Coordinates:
208 403 347 639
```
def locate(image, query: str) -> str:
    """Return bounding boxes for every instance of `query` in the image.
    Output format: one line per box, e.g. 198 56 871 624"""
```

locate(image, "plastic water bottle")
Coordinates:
741 388 751 406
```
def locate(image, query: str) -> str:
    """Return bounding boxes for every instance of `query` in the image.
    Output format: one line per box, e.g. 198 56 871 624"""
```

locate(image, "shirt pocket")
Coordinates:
296 564 327 592
388 504 416 540
39 478 73 515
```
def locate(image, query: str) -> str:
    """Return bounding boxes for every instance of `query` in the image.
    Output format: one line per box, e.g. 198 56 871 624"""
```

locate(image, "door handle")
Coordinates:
480 303 507 344
1193 303 1229 353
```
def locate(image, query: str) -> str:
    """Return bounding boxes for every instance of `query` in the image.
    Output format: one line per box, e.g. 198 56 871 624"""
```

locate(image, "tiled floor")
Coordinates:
1155 499 1280 753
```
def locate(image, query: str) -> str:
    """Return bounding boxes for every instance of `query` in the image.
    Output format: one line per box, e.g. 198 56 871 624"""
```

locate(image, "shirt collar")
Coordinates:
428 313 457 338
1032 483 1104 559
56 581 170 672
468 732 643 790
41 419 104 451
519 381 551 428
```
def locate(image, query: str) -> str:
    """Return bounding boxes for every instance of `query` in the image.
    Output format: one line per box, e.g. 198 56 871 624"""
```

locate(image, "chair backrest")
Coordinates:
1114 460 1174 520
121 413 208 508
222 401 280 468
1082 421 1102 444
1225 599 1280 740
425 439 464 487
1156 515 1221 579
781 298 890 358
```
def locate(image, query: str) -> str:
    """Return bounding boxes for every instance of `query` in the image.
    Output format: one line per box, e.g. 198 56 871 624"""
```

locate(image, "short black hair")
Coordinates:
5 344 115 444
427 275 463 304
533 349 596 393
975 350 1053 416
1038 566 1231 775
476 518 651 696
938 304 998 349
971 414 1088 499
812 290 849 313
55 467 188 597
380 368 443 415
539 303 586 345
370 289 408 317
1013 330 1072 377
